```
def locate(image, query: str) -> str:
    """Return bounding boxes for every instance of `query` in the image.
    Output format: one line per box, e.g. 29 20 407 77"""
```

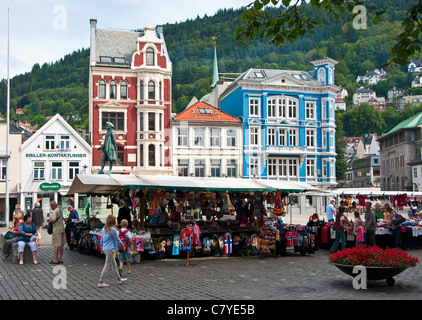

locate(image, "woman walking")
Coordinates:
98 214 127 287
330 205 348 254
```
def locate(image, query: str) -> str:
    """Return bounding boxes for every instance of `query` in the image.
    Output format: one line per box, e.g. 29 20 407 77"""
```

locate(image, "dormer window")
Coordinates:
100 56 112 63
146 48 154 66
114 57 126 64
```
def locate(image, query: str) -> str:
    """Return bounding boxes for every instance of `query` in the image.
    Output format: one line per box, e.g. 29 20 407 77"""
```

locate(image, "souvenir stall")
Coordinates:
317 188 422 250
67 174 320 260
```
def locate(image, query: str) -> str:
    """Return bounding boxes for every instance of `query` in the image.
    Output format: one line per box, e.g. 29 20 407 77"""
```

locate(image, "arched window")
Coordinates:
120 80 127 99
140 81 144 100
110 80 117 99
148 81 155 100
318 68 326 85
99 79 106 99
146 47 154 66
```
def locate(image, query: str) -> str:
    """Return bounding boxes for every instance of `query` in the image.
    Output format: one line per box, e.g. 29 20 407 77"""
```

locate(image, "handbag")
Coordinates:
47 222 53 235
4 231 15 240
393 214 405 226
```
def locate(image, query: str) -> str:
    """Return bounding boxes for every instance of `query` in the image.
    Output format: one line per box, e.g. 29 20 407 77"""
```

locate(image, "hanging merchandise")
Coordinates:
285 231 297 248
202 237 211 254
172 234 180 255
224 232 232 255
221 194 235 215
272 192 286 216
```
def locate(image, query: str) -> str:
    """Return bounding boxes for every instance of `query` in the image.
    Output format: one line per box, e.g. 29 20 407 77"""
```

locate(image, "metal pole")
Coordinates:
5 7 10 224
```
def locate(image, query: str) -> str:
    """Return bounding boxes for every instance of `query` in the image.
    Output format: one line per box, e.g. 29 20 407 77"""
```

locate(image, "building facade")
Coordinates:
219 58 339 189
89 20 172 175
20 114 92 215
171 101 243 178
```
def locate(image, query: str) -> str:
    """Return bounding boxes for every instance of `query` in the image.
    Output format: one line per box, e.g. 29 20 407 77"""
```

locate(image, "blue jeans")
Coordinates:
330 229 346 253
392 227 402 249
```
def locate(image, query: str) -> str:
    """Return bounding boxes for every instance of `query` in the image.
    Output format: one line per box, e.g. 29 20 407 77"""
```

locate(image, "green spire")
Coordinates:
211 40 219 88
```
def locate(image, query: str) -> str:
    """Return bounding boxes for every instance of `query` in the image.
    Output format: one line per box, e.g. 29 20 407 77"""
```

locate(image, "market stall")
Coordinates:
67 174 319 259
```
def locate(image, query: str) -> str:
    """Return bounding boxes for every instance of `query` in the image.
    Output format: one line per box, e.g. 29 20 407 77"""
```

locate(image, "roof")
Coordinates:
173 101 240 123
355 88 375 94
386 112 422 135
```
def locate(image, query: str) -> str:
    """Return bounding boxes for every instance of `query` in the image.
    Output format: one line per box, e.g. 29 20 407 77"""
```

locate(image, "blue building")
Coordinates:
219 58 338 190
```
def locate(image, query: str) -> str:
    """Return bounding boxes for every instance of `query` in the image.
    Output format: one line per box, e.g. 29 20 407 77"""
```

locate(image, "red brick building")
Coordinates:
89 19 172 175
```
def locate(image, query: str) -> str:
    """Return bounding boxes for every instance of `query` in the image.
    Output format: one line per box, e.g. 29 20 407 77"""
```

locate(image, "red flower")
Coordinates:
329 245 419 268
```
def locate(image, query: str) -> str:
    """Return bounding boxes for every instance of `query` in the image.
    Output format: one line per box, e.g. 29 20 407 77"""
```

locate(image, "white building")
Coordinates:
353 87 377 105
20 114 92 215
408 60 422 73
356 68 386 85
412 76 422 88
334 98 347 111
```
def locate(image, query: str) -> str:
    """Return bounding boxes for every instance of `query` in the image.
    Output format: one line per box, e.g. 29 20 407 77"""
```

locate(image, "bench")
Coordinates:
11 243 34 264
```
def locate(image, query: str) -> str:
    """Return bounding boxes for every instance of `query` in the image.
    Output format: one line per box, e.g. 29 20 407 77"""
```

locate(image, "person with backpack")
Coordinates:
386 204 405 249
118 219 132 278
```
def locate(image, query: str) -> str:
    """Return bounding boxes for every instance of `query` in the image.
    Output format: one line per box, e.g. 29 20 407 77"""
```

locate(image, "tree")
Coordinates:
235 0 422 67
342 103 386 136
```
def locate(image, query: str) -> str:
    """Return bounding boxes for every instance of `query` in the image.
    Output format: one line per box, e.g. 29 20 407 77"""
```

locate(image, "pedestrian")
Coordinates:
30 202 44 246
386 204 402 249
118 219 132 278
2 212 23 260
330 205 348 253
16 214 38 265
13 204 25 217
364 201 377 246
117 199 132 228
353 211 364 246
47 201 65 264
98 214 127 288
326 199 336 223
65 205 79 249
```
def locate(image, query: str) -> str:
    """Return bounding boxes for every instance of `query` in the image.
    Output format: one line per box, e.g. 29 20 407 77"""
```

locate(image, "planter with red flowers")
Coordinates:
329 245 419 286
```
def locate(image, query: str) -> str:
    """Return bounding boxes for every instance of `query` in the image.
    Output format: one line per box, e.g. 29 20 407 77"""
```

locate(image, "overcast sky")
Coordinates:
0 0 249 79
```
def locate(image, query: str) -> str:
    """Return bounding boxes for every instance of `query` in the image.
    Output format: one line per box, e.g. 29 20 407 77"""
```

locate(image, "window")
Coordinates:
330 132 335 151
99 80 106 99
250 157 259 177
226 130 236 147
146 47 154 66
148 144 155 167
33 162 45 180
268 158 277 177
250 127 259 145
100 56 112 63
109 80 117 99
306 130 315 148
68 162 79 180
116 145 124 166
178 159 189 176
59 135 70 150
0 159 5 180
414 168 418 179
278 129 286 146
267 96 298 119
268 99 276 118
226 159 237 178
148 113 155 131
288 99 297 118
249 98 260 116
210 159 221 177
51 162 62 180
139 145 144 167
159 113 162 131
194 159 205 177
288 129 297 146
114 57 126 64
159 81 162 101
45 135 55 150
306 159 315 177
306 102 315 119
177 128 188 147
102 112 124 131
268 128 276 145
140 81 144 100
120 80 127 99
288 159 298 177
194 128 204 147
140 113 144 131
210 129 221 147
148 81 155 100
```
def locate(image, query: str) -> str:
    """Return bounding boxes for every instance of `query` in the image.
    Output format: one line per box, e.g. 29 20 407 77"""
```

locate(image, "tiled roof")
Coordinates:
173 101 240 123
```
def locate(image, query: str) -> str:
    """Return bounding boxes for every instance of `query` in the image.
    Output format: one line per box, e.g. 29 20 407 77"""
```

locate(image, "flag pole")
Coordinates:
5 7 10 224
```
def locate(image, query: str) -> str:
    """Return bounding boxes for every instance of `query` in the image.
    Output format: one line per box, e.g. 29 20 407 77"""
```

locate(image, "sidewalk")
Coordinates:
0 226 421 303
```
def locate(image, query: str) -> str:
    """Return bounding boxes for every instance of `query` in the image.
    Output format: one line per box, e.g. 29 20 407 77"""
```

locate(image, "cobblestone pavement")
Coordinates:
1 227 421 305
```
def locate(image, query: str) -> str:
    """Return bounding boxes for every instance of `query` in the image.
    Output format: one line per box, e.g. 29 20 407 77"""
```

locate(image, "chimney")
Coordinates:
89 19 97 66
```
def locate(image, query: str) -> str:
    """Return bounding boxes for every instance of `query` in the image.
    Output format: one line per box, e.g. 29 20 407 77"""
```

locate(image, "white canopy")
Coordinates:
331 187 422 197
67 174 319 195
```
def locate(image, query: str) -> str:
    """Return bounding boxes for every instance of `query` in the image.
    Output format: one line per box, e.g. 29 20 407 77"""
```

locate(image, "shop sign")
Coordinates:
39 182 61 191
25 153 87 158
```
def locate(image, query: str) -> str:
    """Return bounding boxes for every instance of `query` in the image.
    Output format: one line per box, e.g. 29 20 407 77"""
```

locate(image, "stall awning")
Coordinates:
67 174 317 195
331 188 422 197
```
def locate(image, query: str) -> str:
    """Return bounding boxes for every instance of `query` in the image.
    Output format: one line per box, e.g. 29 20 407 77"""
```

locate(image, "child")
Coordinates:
118 219 132 277
353 211 364 246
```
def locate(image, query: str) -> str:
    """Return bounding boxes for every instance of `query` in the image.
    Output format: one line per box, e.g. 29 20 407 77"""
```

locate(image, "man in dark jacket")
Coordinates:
30 202 44 246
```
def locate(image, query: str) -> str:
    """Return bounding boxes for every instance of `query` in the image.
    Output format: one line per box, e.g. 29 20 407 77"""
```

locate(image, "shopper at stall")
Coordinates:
47 201 66 264
98 214 127 288
2 212 23 260
65 205 79 249
30 202 44 246
117 200 132 228
364 201 377 246
117 219 132 278
386 204 403 249
353 211 365 246
329 205 348 254
326 200 336 223
16 214 38 265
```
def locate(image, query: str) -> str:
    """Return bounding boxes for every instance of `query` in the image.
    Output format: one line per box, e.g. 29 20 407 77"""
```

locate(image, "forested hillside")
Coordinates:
0 1 421 137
